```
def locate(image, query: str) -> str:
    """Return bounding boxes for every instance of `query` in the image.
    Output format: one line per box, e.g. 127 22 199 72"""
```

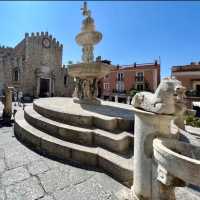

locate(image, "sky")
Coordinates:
0 1 200 78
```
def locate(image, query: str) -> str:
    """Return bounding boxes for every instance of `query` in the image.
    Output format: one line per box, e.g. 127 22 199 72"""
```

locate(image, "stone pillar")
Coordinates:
115 95 118 103
36 77 40 98
132 107 175 200
3 87 14 120
49 78 52 97
127 96 131 104
52 78 55 96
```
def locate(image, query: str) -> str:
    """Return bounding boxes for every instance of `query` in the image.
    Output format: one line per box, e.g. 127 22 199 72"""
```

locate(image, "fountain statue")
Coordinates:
132 77 186 115
68 1 112 105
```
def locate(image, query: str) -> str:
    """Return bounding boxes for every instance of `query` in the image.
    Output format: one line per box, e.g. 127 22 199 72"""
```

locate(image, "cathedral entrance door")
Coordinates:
39 78 50 97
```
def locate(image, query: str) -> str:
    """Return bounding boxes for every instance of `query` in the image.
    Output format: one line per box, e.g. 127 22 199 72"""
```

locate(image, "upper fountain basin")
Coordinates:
76 31 102 46
68 62 113 79
153 138 200 186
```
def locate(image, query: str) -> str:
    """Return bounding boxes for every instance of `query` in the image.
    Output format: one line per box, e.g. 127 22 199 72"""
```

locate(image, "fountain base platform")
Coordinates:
14 97 134 186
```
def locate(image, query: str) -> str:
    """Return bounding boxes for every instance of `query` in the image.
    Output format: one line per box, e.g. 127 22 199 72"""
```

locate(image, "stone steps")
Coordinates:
24 105 134 155
14 110 133 185
33 98 134 132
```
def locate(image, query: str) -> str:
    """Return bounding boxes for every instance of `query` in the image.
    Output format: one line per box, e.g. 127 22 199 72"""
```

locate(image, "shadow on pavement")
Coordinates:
0 118 14 128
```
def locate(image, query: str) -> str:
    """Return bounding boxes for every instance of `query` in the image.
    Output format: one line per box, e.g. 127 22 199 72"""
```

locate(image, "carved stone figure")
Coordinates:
81 1 91 17
82 45 94 63
132 77 186 115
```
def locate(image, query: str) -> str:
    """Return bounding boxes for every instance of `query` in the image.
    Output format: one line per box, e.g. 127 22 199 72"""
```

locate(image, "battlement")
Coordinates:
0 45 13 50
0 46 14 58
25 32 63 48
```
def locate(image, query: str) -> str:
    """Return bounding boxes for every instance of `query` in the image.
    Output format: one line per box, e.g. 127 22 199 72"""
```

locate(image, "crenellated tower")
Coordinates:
0 31 74 97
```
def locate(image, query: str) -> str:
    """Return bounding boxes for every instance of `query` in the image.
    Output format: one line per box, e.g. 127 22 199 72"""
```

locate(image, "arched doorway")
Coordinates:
39 78 50 97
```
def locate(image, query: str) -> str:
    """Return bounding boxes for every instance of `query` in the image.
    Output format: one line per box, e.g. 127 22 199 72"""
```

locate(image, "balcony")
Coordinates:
135 76 144 82
116 77 124 81
112 89 126 94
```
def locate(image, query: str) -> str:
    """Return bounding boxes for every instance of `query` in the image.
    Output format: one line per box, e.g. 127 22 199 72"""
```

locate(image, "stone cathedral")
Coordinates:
0 32 74 97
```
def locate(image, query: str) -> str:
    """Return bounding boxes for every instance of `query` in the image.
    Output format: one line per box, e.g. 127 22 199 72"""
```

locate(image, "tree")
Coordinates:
68 61 73 65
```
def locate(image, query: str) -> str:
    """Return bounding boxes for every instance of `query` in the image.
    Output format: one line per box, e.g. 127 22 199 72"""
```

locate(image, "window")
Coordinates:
136 84 144 91
116 82 125 92
104 83 110 89
13 69 19 81
117 72 124 81
196 85 200 93
64 76 67 85
136 72 144 82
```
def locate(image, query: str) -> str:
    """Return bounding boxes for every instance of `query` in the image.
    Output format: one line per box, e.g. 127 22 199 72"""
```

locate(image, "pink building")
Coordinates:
98 61 160 103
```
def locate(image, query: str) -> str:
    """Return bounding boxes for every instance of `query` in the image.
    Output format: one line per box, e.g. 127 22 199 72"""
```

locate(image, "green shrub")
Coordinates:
185 115 200 128
129 89 139 97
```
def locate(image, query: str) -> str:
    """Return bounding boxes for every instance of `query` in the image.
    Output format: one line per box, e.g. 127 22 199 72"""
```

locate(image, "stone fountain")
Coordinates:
68 1 112 105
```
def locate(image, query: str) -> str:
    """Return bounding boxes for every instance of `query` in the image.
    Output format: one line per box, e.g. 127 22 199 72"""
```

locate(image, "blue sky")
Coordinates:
0 1 200 78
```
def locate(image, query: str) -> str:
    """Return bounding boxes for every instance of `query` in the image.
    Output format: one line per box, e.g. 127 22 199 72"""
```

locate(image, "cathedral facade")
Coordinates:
0 32 74 97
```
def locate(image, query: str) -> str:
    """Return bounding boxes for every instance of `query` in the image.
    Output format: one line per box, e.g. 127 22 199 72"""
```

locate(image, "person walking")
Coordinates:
18 91 23 107
13 89 17 106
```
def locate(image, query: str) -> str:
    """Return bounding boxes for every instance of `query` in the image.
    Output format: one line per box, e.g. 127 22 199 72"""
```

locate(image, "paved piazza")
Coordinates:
0 103 200 200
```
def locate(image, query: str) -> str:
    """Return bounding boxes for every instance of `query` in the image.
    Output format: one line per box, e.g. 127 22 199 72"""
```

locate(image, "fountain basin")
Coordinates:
68 62 112 79
153 138 200 186
76 31 102 46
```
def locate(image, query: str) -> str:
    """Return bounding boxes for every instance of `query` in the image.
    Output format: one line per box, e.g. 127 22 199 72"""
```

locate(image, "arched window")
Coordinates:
13 68 20 81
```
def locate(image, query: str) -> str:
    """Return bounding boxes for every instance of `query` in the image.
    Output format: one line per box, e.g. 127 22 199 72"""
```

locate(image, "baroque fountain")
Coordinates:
13 2 200 200
68 2 111 105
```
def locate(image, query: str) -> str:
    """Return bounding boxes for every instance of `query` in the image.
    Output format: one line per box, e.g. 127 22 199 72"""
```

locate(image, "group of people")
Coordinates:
13 90 23 106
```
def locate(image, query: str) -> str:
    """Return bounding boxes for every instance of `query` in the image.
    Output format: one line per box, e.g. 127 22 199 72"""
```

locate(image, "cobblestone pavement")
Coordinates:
0 103 200 200
0 125 132 200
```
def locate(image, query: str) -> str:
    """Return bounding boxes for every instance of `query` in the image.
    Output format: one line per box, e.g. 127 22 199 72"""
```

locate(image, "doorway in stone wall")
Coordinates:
39 78 50 97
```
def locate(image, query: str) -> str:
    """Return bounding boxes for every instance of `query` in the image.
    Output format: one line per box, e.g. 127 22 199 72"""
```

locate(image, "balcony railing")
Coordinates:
135 76 144 82
112 89 126 94
116 77 124 81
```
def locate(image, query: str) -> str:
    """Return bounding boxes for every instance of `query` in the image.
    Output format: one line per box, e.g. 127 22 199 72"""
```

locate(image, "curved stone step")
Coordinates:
14 110 133 185
24 106 134 155
33 97 134 132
